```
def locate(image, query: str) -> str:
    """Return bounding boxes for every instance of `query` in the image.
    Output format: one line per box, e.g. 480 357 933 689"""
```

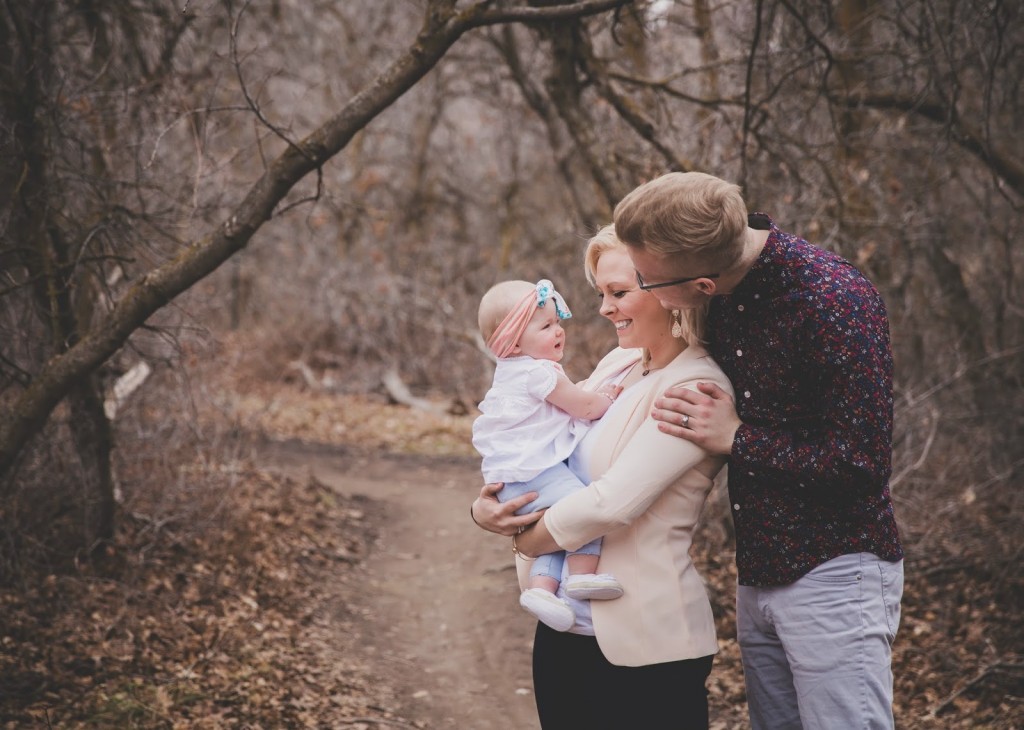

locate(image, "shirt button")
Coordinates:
736 349 743 357
737 304 745 312
743 390 751 398
733 503 741 511
748 471 755 476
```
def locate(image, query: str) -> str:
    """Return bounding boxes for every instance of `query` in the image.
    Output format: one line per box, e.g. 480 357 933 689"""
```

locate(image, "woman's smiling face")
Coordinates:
593 248 671 351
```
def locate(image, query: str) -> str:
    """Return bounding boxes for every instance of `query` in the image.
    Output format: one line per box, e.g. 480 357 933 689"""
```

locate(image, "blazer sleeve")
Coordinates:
545 367 729 552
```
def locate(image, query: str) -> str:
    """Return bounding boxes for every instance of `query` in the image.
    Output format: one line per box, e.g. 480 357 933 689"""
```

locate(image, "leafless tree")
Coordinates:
0 0 632 565
2 0 1020 584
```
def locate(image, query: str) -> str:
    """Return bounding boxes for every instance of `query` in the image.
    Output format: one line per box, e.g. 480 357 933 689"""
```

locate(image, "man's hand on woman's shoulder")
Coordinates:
652 381 741 456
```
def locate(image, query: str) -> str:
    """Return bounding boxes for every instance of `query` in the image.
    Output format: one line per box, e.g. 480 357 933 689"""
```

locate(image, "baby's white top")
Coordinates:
472 356 591 483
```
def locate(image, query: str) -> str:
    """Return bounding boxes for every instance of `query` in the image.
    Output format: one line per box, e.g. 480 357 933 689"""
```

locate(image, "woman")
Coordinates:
471 225 734 729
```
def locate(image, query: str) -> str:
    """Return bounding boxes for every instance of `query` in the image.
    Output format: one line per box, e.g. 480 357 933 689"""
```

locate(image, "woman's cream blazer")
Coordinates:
516 345 733 667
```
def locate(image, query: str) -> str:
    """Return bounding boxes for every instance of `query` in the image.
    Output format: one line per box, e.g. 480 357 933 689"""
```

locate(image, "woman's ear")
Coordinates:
695 278 718 297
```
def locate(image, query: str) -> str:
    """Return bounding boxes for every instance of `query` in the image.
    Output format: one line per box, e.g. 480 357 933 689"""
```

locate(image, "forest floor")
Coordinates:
253 437 547 730
1 337 1021 728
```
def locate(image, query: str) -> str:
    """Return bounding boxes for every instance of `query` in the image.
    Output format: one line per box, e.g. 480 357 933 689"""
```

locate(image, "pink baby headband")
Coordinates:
486 279 573 359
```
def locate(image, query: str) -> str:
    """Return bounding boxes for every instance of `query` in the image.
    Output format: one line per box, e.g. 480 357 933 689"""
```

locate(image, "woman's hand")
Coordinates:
513 518 559 558
652 381 741 456
470 482 544 536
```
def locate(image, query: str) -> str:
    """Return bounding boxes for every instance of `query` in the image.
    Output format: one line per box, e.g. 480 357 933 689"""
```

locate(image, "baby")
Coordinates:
472 279 623 632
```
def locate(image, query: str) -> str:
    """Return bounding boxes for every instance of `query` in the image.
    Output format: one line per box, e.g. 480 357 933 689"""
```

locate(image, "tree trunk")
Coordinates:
0 0 113 550
68 376 115 546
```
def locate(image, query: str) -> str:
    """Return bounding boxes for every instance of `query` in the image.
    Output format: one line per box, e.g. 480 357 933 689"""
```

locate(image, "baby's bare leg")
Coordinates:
528 574 560 593
566 553 600 576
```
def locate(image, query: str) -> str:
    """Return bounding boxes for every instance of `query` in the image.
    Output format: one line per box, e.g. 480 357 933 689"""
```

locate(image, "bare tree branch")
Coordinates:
0 0 633 477
740 0 765 186
579 35 693 173
837 90 1024 198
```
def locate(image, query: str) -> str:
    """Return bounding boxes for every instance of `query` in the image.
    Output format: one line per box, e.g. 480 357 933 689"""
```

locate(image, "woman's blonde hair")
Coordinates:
584 224 621 287
584 224 706 346
613 172 748 272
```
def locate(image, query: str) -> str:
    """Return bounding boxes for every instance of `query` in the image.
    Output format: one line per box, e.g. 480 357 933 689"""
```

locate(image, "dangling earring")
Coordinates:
671 310 683 339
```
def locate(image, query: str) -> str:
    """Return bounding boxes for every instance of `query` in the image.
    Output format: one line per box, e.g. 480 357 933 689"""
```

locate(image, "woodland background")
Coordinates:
1 0 1021 727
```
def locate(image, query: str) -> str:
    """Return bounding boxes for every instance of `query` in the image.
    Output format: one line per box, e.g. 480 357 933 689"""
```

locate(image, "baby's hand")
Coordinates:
597 383 622 402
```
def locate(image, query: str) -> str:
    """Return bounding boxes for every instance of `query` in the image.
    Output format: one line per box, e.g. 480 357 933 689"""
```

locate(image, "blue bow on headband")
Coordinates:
535 279 572 320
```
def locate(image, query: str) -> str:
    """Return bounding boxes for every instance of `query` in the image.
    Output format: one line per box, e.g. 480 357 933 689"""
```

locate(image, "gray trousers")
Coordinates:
737 553 904 729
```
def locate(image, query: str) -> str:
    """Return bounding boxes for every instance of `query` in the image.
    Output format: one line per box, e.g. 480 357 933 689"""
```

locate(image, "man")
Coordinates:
613 171 904 729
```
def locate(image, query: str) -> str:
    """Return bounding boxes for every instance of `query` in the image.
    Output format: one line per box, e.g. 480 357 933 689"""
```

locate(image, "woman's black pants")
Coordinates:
532 622 714 729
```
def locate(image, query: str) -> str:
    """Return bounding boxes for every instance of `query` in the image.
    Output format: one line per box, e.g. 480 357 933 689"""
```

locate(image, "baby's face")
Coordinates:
514 305 566 362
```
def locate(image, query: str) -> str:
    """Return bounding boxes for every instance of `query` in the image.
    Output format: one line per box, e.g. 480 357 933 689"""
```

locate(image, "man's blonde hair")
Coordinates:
613 172 748 271
584 224 706 345
477 280 535 342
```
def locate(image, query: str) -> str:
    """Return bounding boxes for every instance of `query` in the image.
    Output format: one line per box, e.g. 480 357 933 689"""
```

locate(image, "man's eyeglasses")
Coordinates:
635 270 719 291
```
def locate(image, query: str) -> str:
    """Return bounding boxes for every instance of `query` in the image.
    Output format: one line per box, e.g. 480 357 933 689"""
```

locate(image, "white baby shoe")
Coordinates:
564 573 624 601
519 588 575 632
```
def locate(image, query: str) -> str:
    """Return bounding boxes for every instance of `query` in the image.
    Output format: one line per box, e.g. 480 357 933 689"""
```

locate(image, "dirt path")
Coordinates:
258 438 541 729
